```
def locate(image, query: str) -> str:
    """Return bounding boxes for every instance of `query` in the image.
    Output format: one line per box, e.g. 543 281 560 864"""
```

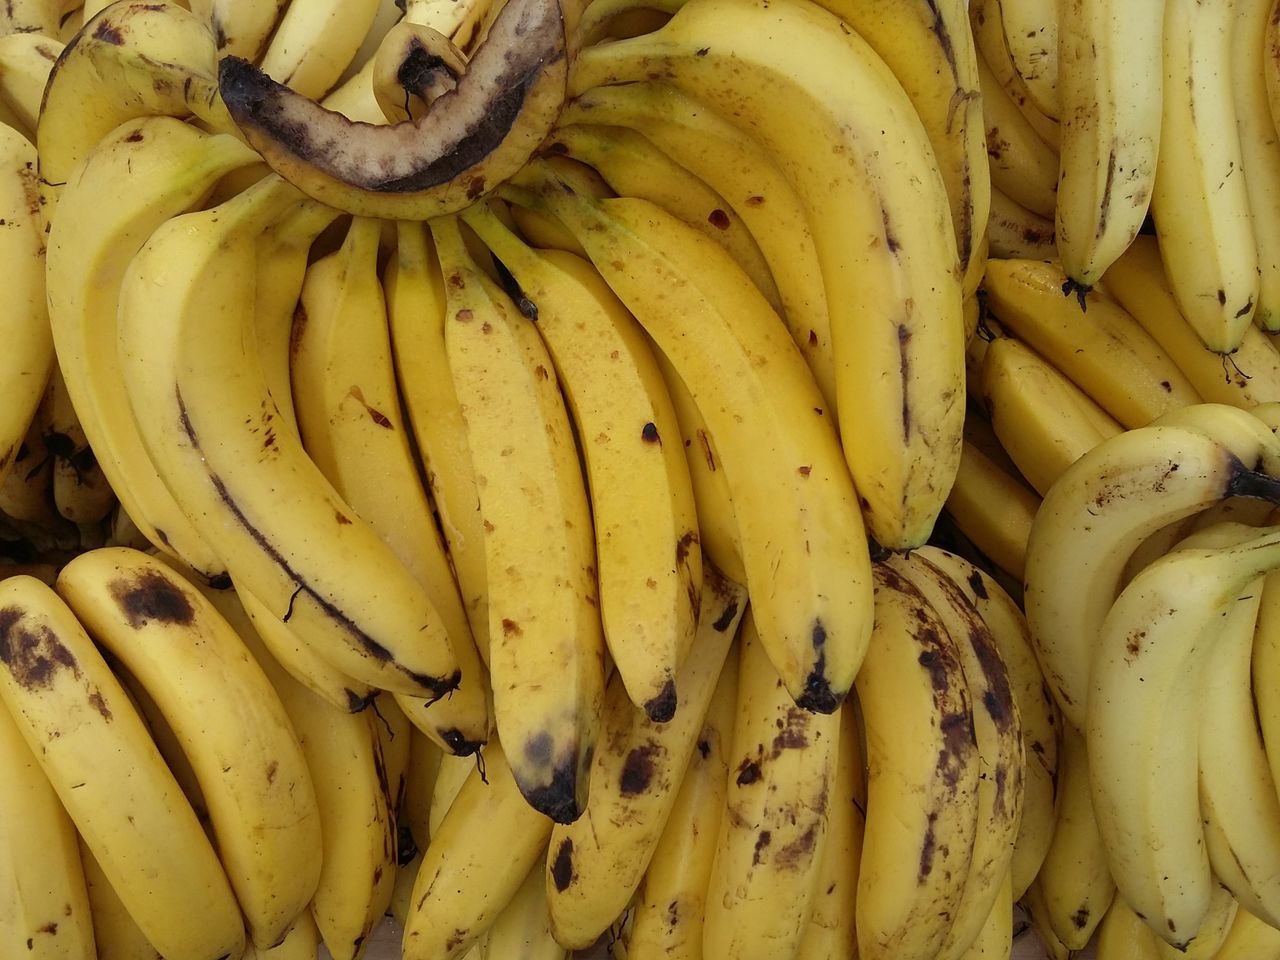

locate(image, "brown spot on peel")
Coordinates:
108 570 195 628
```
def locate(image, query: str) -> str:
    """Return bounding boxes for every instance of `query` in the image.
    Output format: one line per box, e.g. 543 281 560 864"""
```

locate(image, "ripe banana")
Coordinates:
78 838 163 960
402 724 442 850
855 563 980 960
982 257 1201 428
461 201 700 723
482 859 566 960
41 367 115 527
999 0 1060 117
1153 883 1239 960
188 0 288 60
0 0 61 35
256 0 381 99
292 215 490 754
978 49 1059 220
1096 895 1163 960
1215 906 1280 959
0 575 244 960
956 872 1013 960
0 32 63 138
971 0 1061 147
569 0 965 551
1152 0 1259 353
986 187 1057 261
117 174 462 699
543 570 746 949
944 440 1041 582
243 912 321 960
514 172 870 713
1020 879 1072 960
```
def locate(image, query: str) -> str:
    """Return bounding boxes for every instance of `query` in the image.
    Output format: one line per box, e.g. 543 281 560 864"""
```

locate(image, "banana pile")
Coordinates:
8 0 1280 958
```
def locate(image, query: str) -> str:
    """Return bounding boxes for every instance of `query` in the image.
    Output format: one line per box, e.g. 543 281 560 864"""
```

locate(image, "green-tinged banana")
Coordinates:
46 116 259 579
0 123 51 490
1215 907 1280 959
0 576 244 960
568 0 965 551
982 257 1201 428
981 335 1123 496
794 698 864 960
624 641 736 960
0 692 95 960
1152 0 1258 353
483 860 567 960
243 911 321 960
855 563 980 960
514 172 870 714
256 0 381 99
188 0 287 60
55 547 322 948
559 82 837 408
384 219 491 665
1024 419 1280 730
78 839 162 960
888 552 1024 960
1036 724 1115 949
1105 235 1280 408
986 187 1057 260
978 49 1059 219
462 201 699 723
401 739 553 960
1096 895 1163 960
944 440 1041 582
117 174 462 700
918 547 1059 900
292 215 490 754
430 214 603 821
702 611 840 960
0 32 62 138
542 571 746 949
955 872 1013 960
1088 526 1280 946
1154 884 1238 960
1054 0 1164 290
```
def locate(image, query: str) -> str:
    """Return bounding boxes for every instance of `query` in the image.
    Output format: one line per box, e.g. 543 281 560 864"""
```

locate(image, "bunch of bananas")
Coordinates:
8 0 1280 958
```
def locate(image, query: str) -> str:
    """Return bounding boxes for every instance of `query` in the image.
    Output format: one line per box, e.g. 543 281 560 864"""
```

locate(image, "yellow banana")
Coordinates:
0 32 63 138
978 48 1059 219
944 440 1041 582
78 839 162 960
257 0 382 99
986 187 1057 261
1096 895 1163 960
1215 907 1280 959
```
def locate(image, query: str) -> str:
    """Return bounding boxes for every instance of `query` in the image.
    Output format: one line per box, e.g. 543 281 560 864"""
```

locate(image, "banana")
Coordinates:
1036 723 1116 949
1088 526 1280 946
542 570 746 949
971 0 1061 147
855 563 980 960
0 575 244 960
188 0 287 60
1096 895 1163 960
981 335 1123 496
568 0 965 551
558 82 837 409
0 32 63 138
986 187 1057 260
1267 3 1280 136
243 912 322 960
403 724 442 850
78 839 162 960
482 860 567 960
0 123 51 492
117 174 462 700
1054 0 1163 290
55 547 323 948
1024 418 1280 730
1151 0 1259 353
571 0 680 46
514 172 870 714
0 690 95 960
429 752 476 837
701 610 841 960
1249 567 1280 875
915 546 1060 900
42 367 115 527
1105 235 1280 407
548 123 782 312
978 48 1059 219
384 220 492 666
888 552 1025 960
794 698 865 960
466 204 702 722
292 215 490 754
955 872 1013 960
430 213 604 821
0 0 61 36
1020 879 1072 960
982 258 1201 428
257 0 382 99
0 420 57 527
403 0 492 50
944 439 1041 582
998 0 1060 117
401 739 554 960
1215 907 1280 959
46 116 259 580
1154 884 1239 960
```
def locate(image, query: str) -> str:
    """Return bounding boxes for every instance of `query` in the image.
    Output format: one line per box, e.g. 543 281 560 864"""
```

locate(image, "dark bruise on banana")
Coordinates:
216 0 569 219
0 604 113 722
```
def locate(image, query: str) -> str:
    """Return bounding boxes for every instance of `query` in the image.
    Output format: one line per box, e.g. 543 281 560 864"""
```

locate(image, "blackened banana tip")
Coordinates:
643 679 678 724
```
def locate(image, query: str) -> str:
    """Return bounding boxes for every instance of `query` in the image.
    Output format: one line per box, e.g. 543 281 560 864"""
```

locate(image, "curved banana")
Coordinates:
1151 0 1259 353
978 49 1059 219
1105 235 1280 407
483 859 567 960
0 575 244 960
46 117 259 579
1215 906 1280 959
292 216 490 754
999 0 1059 118
257 0 381 99
855 563 980 960
514 173 871 714
431 213 603 821
1054 0 1164 290
40 367 114 527
1020 880 1072 960
0 694 95 960
1096 895 1163 960
568 0 965 551
402 724 441 850
982 257 1201 428
243 911 321 960
461 201 700 723
559 81 837 408
1153 884 1239 960
1025 419 1280 730
986 187 1057 261
117 175 462 700
0 0 61 35
78 839 163 960
55 547 322 948
0 32 63 138
0 123 51 491
1088 526 1280 946
971 0 1060 147
954 872 1013 960
188 0 288 60
944 439 1041 582
542 570 746 949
